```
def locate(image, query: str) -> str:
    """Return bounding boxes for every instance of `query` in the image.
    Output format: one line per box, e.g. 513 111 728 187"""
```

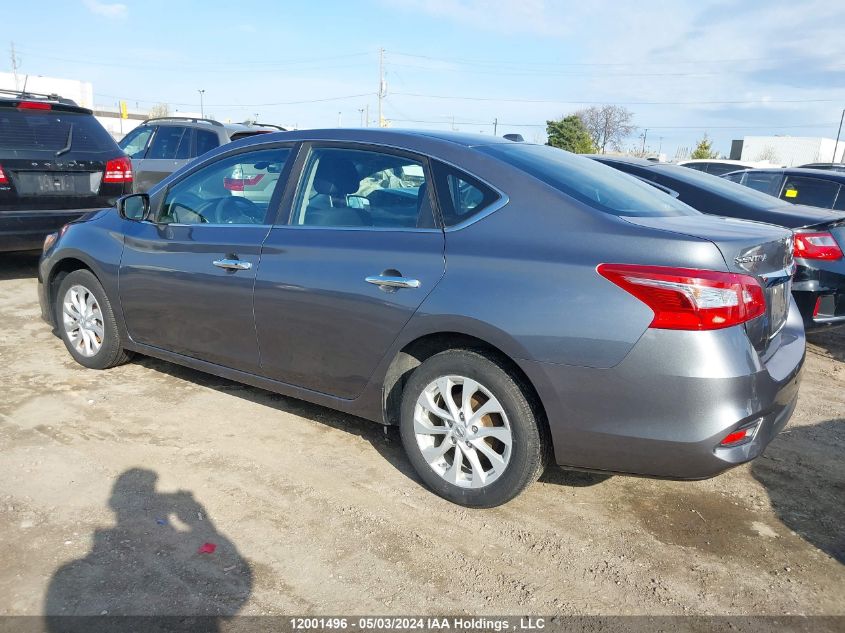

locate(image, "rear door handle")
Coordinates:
365 275 421 289
213 258 252 271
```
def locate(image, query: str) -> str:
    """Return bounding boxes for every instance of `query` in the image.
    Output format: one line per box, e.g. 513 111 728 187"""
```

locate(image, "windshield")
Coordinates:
652 163 789 209
479 143 698 217
0 109 117 153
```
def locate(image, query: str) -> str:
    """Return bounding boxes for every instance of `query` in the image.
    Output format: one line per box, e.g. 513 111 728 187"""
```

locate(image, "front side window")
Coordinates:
118 125 154 158
146 126 190 160
292 147 435 228
159 148 290 225
481 144 697 217
779 176 840 208
743 172 782 196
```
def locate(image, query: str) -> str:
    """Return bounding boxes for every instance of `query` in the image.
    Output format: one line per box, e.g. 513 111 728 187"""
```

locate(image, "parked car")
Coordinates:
722 167 845 211
677 159 774 176
591 155 845 331
118 117 284 193
0 90 132 252
39 130 803 507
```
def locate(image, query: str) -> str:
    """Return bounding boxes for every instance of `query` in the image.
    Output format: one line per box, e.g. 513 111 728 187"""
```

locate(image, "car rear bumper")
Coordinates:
792 260 845 331
521 299 805 479
0 210 91 252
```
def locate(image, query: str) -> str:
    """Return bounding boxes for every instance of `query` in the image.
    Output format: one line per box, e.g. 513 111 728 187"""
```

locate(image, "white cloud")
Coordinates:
82 0 127 19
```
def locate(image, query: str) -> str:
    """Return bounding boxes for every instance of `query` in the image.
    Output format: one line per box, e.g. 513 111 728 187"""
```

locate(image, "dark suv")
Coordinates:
118 117 285 193
0 91 132 252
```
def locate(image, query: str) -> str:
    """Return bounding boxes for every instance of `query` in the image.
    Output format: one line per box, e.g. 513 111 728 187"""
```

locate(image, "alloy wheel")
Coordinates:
413 375 513 488
62 284 104 357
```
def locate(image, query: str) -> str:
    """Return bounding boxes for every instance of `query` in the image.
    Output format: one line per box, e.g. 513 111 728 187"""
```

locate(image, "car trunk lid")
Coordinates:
622 214 794 354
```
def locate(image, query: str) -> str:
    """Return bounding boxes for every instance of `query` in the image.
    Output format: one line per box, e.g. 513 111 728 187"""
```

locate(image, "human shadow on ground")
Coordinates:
751 418 845 563
44 468 252 631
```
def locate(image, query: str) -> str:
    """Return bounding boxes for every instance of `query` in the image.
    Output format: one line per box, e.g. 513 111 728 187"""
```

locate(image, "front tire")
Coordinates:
55 269 131 370
399 349 547 507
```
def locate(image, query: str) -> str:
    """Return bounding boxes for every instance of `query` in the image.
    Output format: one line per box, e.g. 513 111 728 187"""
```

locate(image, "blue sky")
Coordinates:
3 0 845 158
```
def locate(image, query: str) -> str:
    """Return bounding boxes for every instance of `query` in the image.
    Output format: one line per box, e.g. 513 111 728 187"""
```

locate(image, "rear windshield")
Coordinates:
0 108 117 153
651 163 790 209
479 144 698 217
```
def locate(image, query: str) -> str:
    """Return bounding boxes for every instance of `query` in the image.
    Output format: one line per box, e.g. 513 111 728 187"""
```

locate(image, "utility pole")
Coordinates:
493 117 498 136
832 108 845 163
641 128 649 154
198 89 205 117
377 47 386 128
9 42 21 90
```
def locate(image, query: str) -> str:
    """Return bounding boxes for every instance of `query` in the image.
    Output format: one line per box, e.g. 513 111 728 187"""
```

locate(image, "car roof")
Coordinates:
0 95 92 115
144 117 285 134
586 154 654 166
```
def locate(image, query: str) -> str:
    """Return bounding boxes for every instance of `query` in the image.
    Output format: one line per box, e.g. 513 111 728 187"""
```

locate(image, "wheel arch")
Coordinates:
45 256 98 326
381 331 551 450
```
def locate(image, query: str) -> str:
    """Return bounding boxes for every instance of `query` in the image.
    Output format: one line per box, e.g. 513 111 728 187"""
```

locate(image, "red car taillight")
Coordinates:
0 164 8 185
793 231 843 260
223 174 264 191
103 156 133 183
597 264 766 331
719 418 762 447
17 101 52 110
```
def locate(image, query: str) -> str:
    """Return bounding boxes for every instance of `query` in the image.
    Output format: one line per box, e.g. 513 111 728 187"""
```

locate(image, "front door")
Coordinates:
119 146 293 372
253 143 446 399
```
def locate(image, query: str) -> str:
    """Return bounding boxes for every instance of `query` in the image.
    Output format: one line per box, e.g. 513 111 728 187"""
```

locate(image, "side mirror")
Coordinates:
117 193 150 221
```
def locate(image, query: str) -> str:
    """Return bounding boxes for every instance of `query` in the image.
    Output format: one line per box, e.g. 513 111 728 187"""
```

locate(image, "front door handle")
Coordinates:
213 258 252 271
365 275 421 289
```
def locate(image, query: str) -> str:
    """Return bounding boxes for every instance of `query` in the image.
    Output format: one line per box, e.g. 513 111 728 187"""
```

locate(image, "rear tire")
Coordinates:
55 269 132 370
399 349 547 507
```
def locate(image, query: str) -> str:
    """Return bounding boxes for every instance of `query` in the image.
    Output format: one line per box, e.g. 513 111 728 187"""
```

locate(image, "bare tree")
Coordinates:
576 105 636 154
148 103 170 118
756 146 780 163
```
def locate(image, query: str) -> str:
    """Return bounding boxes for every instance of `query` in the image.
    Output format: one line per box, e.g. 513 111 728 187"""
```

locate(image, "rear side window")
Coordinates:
0 109 117 152
780 176 840 208
195 129 220 157
146 126 190 159
481 144 697 217
432 162 500 227
723 173 744 183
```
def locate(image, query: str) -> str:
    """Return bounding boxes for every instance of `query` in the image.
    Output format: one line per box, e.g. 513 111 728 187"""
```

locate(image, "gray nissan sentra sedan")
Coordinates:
37 129 805 507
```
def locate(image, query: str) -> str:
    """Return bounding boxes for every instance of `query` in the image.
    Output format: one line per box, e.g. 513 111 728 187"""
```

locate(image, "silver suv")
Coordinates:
118 117 285 193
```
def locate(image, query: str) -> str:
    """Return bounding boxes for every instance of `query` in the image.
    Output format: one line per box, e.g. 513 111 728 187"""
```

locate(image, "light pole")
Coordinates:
832 108 844 163
641 128 649 154
197 89 205 118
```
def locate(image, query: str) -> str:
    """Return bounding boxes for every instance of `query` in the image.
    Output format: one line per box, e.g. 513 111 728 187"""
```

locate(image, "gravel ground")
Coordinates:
0 252 843 617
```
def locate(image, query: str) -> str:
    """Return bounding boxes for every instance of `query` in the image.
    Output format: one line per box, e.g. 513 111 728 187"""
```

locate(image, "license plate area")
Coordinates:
16 171 102 196
767 279 790 338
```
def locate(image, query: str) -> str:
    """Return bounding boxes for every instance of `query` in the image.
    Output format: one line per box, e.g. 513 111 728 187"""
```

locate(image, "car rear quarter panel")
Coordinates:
412 185 729 370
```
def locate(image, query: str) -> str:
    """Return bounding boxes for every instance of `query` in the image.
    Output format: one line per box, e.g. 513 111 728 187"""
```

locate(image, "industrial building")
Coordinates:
730 135 845 166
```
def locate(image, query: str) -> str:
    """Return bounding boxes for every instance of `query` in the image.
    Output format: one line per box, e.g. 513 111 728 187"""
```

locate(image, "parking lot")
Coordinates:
0 251 842 616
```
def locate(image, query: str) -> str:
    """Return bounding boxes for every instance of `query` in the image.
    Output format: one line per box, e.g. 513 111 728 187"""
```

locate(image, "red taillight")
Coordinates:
103 156 133 183
597 264 766 331
793 231 843 260
0 164 8 185
719 419 762 447
17 101 52 110
223 174 264 191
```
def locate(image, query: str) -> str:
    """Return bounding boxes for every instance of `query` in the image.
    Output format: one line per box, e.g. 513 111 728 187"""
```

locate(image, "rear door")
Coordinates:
253 142 446 398
119 145 293 372
134 125 192 192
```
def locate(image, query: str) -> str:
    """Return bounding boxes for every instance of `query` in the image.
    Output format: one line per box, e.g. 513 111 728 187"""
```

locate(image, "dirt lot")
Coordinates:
0 251 843 617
